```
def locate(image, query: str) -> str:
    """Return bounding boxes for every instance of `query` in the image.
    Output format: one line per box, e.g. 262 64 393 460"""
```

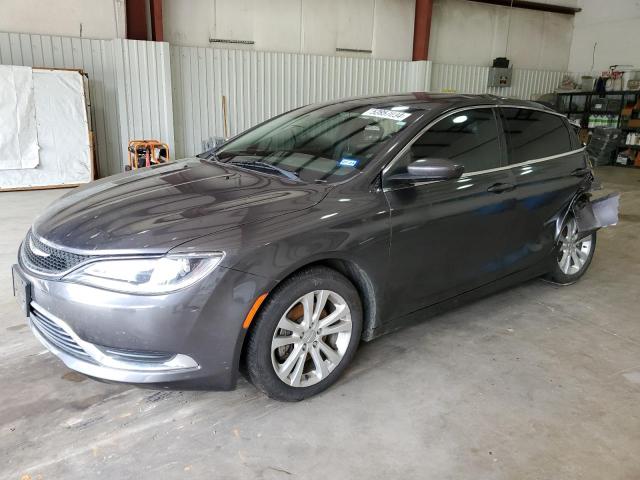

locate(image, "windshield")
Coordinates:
210 103 418 183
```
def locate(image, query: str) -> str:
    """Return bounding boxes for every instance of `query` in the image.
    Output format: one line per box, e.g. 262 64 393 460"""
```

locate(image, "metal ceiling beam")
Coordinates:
150 0 164 42
126 0 164 41
466 0 581 15
125 0 148 40
412 0 434 61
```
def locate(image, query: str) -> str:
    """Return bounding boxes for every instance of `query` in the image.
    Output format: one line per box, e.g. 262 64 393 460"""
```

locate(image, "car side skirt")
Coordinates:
365 260 551 341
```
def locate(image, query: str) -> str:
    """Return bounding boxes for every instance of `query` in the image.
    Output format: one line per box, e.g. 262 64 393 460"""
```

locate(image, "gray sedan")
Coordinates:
13 94 607 400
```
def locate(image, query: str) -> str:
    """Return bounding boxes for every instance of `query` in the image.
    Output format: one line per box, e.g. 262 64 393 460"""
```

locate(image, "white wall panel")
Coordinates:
2 31 571 174
0 0 126 40
0 32 122 176
112 39 174 165
568 0 640 73
430 63 567 100
172 47 568 157
0 33 173 176
422 0 573 70
163 0 415 61
506 68 568 100
171 46 411 158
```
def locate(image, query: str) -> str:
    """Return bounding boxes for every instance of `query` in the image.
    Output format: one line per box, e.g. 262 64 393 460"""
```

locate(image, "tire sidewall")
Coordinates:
245 267 363 401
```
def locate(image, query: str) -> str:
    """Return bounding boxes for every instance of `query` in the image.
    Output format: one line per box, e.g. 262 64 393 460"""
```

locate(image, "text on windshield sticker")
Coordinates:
361 108 411 121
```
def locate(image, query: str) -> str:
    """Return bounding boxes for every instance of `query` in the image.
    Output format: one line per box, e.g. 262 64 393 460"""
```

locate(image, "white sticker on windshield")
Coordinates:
361 108 411 121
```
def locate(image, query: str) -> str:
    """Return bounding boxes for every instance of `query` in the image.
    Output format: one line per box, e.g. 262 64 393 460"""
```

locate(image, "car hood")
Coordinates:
33 159 331 254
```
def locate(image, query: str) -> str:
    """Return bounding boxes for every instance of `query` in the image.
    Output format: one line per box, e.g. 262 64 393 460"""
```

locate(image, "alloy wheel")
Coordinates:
558 217 593 275
270 290 353 387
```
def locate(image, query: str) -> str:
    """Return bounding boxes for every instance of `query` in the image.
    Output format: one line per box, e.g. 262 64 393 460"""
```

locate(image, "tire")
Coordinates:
244 266 363 401
547 214 597 285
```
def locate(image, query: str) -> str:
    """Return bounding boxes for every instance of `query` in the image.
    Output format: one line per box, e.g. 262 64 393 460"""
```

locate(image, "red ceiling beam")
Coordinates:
126 0 147 40
150 0 164 42
412 0 434 61
126 0 164 41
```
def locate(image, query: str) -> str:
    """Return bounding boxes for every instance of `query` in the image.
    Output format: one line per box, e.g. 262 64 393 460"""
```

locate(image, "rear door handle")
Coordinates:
571 167 591 177
487 182 515 193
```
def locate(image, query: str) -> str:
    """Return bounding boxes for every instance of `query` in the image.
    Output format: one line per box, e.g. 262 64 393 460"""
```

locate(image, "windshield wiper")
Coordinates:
196 149 221 162
227 160 301 182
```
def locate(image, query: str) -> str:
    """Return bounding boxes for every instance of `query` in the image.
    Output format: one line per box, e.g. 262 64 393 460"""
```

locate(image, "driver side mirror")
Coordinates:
387 158 464 183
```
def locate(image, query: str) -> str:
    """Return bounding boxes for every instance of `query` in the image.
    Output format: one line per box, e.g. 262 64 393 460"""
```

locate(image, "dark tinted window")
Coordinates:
501 108 572 164
387 108 501 177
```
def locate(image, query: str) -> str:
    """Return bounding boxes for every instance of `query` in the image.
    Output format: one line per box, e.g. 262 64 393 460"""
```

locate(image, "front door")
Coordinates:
382 107 520 320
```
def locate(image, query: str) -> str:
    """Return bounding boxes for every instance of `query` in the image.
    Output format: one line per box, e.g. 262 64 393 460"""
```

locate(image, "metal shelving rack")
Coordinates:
556 90 640 168
556 90 639 128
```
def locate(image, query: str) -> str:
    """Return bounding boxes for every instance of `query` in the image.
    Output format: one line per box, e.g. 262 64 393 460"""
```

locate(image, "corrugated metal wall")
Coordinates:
112 39 174 166
430 63 567 100
2 32 570 173
170 46 412 158
171 48 569 158
0 32 121 176
0 32 173 176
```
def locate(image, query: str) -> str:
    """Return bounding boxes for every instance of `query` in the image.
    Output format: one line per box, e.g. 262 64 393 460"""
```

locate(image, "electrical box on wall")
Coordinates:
488 67 512 88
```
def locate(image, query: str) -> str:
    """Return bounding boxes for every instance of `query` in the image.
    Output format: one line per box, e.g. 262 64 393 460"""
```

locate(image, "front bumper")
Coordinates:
28 302 201 383
15 262 276 389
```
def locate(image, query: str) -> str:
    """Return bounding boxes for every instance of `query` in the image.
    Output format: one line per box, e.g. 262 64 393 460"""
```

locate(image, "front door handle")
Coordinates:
487 182 515 193
571 167 591 177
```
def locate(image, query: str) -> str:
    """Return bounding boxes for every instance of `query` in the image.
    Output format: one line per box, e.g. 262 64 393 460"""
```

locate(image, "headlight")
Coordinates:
64 253 224 294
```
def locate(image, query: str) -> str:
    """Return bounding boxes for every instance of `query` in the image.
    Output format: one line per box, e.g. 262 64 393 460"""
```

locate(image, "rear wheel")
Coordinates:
244 267 362 401
548 215 596 284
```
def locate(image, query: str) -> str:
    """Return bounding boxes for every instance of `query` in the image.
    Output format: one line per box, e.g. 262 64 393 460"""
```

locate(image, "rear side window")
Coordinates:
500 108 573 164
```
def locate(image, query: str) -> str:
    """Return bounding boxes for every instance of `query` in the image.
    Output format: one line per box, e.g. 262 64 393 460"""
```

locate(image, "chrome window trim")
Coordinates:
381 103 581 190
496 103 571 119
461 147 586 177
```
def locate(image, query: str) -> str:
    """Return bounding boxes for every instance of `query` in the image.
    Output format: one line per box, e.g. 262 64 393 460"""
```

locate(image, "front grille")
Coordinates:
21 230 95 275
30 307 95 362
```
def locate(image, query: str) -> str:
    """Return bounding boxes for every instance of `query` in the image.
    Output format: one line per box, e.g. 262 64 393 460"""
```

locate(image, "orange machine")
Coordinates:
127 140 170 169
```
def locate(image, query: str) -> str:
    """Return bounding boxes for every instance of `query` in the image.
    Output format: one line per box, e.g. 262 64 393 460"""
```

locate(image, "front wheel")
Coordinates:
547 215 596 284
244 267 362 401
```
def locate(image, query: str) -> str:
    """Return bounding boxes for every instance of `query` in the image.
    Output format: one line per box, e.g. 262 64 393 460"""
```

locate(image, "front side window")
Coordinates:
386 108 501 178
500 108 573 164
211 103 420 183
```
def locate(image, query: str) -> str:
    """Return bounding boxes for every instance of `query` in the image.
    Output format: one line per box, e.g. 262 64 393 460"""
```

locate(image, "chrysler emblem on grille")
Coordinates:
29 237 51 258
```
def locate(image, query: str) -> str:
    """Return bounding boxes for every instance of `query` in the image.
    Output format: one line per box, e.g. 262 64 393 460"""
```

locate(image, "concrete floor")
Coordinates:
0 166 639 479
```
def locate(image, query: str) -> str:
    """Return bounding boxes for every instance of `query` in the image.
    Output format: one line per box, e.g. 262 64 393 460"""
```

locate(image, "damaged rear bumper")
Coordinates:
574 192 620 238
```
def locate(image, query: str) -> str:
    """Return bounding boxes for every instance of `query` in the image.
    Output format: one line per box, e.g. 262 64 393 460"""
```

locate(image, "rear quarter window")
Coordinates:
500 108 574 164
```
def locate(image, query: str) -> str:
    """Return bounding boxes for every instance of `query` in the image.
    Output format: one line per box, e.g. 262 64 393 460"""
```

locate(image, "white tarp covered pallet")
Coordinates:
0 67 92 190
0 65 39 170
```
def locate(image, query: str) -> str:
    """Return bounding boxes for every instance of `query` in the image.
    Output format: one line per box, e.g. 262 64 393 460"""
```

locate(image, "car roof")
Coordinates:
320 93 554 117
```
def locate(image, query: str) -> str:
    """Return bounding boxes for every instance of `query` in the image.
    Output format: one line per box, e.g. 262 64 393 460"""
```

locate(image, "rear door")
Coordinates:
498 107 588 271
383 107 520 319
